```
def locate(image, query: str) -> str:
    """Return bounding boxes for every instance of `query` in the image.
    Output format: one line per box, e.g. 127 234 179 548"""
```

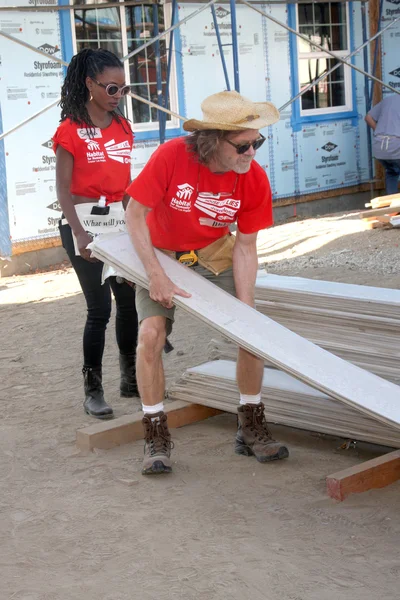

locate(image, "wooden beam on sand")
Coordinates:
360 206 400 219
326 450 400 501
76 401 222 451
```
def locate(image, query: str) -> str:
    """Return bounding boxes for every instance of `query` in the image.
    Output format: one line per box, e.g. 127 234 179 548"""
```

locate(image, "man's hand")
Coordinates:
149 271 191 308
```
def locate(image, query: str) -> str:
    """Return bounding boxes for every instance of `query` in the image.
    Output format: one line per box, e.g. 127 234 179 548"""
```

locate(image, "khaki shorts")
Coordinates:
135 266 236 337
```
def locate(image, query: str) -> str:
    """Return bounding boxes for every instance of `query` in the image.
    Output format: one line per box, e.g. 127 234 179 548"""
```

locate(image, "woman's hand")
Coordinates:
76 231 98 262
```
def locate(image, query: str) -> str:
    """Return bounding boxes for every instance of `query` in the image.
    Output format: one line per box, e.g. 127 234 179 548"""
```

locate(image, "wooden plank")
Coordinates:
360 206 400 219
326 450 400 501
90 232 400 432
76 401 222 451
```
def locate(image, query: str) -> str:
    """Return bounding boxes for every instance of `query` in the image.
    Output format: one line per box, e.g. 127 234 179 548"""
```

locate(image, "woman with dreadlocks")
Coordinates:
53 48 139 420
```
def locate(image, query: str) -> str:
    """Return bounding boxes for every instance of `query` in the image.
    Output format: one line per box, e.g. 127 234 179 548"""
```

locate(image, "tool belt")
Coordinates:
162 233 236 276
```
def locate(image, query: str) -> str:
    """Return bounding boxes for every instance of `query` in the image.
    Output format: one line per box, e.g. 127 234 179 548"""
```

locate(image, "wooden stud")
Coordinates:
326 450 400 501
76 400 222 451
360 206 400 219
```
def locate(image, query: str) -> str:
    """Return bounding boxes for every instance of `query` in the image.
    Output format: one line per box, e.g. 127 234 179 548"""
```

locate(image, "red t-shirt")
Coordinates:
126 137 273 250
52 117 133 203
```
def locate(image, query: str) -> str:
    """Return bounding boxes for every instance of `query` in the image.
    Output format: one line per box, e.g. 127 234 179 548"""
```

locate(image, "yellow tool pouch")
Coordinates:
197 234 235 276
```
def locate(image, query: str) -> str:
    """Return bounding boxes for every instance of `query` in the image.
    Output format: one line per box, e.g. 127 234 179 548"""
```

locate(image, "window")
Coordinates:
296 2 352 116
72 0 178 130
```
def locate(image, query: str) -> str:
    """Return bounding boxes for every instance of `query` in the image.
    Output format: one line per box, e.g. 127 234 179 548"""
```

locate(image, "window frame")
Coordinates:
69 0 181 134
288 2 357 130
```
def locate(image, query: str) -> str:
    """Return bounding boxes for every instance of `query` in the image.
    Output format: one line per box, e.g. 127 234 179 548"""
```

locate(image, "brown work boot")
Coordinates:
235 402 289 462
141 411 174 475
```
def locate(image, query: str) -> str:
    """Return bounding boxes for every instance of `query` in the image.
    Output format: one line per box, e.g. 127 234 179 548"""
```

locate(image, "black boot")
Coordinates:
83 367 114 419
119 353 139 398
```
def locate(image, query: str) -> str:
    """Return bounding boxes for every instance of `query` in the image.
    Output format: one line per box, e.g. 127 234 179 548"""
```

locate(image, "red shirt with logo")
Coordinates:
126 137 273 250
52 117 133 202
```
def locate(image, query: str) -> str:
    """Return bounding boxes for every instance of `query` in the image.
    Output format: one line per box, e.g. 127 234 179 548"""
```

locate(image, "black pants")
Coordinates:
59 222 138 368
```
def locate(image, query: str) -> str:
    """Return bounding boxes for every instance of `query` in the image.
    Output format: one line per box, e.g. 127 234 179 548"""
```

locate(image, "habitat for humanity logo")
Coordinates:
104 139 131 163
85 139 101 151
37 43 59 55
176 183 194 200
215 6 230 18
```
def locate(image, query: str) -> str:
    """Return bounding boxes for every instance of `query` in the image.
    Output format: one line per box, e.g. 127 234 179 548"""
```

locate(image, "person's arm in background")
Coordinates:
365 98 382 132
56 146 95 262
125 199 190 308
365 114 377 131
232 230 258 307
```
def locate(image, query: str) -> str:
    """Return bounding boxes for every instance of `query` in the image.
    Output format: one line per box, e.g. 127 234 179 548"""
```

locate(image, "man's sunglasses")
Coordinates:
225 133 266 155
92 78 131 97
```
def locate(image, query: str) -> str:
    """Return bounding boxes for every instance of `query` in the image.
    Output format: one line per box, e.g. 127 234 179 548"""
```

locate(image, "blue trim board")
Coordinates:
288 3 358 132
58 0 74 71
0 103 11 258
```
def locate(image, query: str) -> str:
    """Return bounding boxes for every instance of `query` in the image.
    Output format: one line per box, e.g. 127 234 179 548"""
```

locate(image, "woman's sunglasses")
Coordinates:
92 78 131 97
225 133 266 155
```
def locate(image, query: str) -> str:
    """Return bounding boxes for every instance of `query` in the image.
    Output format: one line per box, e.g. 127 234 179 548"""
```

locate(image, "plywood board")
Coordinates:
169 361 400 448
90 232 400 431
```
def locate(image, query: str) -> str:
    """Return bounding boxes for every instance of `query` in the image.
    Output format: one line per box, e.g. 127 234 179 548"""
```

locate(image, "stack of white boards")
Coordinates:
255 273 400 385
90 232 400 434
168 360 400 448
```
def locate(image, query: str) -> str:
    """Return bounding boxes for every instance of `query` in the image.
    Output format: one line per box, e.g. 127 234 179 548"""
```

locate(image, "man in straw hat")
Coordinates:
125 90 289 475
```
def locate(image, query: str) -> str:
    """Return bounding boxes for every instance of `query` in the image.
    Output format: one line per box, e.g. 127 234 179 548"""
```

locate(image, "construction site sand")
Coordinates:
1 210 400 600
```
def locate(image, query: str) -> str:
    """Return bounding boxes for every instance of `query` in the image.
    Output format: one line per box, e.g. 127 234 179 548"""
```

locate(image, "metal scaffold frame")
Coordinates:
0 0 398 187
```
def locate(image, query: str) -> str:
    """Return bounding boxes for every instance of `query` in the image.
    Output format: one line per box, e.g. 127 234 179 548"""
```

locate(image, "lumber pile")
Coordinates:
255 274 400 386
90 232 400 432
361 193 400 229
168 360 400 448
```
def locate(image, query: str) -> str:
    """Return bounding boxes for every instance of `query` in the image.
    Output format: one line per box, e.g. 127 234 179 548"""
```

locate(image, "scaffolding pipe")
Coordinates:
122 0 218 64
279 15 400 112
128 91 186 122
0 30 68 66
0 90 187 145
241 0 400 97
0 99 59 143
230 0 240 91
211 4 231 90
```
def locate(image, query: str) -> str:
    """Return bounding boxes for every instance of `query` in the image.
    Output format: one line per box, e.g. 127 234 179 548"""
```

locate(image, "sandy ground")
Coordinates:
1 210 400 600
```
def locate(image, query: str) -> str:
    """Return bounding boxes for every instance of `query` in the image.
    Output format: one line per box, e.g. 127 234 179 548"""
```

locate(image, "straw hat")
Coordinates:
183 90 280 132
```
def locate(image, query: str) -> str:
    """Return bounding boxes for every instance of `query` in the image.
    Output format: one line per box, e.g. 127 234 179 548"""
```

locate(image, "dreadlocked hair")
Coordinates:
59 47 131 136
